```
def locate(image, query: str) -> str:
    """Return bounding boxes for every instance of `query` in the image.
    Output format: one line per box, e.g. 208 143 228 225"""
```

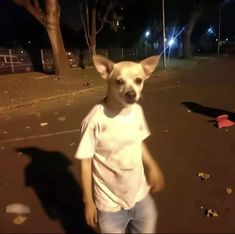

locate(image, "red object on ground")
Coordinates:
217 114 235 129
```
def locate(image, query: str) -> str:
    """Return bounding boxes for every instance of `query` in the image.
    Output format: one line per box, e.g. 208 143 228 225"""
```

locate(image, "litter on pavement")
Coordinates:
205 209 219 217
197 172 210 181
40 122 48 127
226 187 233 194
216 114 234 129
6 203 31 215
13 215 28 225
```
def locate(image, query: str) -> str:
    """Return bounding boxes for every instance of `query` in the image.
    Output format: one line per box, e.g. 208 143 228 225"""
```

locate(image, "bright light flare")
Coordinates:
145 31 150 37
168 38 175 46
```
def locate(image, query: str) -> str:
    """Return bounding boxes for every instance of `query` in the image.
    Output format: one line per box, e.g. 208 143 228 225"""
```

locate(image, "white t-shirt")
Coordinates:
75 103 151 212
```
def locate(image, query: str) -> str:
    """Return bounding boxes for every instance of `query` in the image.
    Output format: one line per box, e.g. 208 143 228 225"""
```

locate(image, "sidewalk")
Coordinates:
0 56 213 113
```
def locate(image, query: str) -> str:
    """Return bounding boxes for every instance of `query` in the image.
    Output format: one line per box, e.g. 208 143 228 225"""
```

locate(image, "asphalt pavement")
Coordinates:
0 56 209 113
1 55 235 233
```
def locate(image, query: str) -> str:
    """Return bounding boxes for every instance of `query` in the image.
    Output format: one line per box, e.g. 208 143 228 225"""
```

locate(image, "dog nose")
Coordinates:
125 91 136 99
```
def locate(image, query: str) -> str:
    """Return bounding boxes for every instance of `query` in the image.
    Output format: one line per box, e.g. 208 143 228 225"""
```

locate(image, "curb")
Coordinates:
0 85 106 113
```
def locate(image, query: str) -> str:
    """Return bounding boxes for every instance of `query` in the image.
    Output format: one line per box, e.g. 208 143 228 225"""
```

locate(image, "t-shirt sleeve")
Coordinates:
74 118 98 160
139 106 151 141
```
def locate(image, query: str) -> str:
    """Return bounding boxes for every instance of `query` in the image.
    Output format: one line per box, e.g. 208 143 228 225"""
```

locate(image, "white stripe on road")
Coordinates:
0 128 80 144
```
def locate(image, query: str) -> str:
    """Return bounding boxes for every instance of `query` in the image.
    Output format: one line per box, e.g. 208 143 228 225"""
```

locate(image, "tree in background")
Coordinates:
182 0 222 58
14 0 70 79
80 0 122 56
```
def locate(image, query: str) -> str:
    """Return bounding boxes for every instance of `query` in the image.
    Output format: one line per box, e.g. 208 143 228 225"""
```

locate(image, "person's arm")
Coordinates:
142 142 165 193
80 158 97 228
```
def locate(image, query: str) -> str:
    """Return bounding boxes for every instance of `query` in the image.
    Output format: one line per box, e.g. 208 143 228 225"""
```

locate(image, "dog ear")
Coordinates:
93 55 114 79
140 56 160 79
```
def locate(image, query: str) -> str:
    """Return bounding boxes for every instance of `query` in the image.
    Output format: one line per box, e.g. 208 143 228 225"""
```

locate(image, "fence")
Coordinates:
0 46 159 74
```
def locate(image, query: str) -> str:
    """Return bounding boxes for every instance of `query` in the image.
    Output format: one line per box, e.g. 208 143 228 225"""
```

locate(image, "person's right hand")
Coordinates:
85 202 97 228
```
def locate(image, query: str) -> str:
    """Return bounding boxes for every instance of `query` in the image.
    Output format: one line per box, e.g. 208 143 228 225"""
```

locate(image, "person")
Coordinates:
75 55 165 233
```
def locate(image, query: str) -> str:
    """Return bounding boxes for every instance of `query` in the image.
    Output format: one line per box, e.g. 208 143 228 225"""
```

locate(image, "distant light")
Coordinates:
67 52 71 55
117 20 119 26
20 50 24 54
145 30 150 37
28 40 31 44
168 38 175 46
226 38 228 41
207 27 215 35
216 38 218 41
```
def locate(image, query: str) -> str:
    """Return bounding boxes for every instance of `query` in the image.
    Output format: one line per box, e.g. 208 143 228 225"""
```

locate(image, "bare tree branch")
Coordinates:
14 0 44 25
81 13 92 55
96 0 115 34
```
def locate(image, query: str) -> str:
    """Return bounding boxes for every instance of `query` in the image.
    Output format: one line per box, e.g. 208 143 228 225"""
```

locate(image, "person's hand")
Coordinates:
147 168 165 193
85 201 97 228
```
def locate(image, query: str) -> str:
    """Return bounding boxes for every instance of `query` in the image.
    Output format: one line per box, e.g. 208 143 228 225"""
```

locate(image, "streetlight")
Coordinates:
162 0 166 68
217 6 222 54
145 30 150 56
217 0 230 55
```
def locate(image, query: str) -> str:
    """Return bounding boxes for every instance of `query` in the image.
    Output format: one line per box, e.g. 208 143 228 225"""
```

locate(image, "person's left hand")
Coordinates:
147 168 165 193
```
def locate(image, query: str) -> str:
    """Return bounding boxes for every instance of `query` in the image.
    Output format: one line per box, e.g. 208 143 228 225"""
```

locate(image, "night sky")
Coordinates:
0 0 234 49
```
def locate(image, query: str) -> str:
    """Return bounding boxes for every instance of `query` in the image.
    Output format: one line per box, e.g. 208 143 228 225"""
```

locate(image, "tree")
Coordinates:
81 0 121 56
183 0 222 58
183 2 202 58
14 0 70 79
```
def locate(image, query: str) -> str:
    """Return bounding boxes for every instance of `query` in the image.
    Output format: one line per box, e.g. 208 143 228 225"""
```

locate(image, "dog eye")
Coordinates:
135 78 142 84
116 79 125 85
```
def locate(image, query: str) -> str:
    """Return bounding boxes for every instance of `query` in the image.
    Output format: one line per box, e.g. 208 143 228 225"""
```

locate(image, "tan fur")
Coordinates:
93 55 160 108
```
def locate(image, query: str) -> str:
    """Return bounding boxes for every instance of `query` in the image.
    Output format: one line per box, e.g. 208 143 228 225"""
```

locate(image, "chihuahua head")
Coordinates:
93 55 160 106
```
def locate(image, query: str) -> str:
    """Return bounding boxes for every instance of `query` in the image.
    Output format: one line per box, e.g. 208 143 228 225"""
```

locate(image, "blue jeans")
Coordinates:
97 194 157 233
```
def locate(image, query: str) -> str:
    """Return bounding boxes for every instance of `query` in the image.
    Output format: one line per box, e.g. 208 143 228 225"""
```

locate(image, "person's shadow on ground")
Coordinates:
182 102 235 127
15 147 96 234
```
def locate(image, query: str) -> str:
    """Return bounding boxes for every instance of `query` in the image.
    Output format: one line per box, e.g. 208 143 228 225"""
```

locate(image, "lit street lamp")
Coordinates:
162 0 166 68
217 6 222 54
145 30 150 56
217 0 231 55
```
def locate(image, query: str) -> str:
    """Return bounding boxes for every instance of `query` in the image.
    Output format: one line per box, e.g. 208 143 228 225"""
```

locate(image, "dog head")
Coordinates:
93 55 160 106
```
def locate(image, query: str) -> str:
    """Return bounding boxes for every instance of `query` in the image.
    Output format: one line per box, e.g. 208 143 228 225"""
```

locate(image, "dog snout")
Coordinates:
125 91 136 99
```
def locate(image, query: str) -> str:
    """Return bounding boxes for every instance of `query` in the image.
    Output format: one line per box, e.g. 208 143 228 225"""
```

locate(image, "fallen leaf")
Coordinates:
27 112 41 118
0 146 5 150
226 187 233 194
13 215 27 225
40 122 48 127
205 209 219 217
197 172 210 181
6 203 31 214
58 117 66 121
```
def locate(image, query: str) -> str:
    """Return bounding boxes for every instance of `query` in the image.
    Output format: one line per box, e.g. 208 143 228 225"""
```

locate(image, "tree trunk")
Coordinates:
90 6 97 56
14 0 70 79
183 11 201 58
45 0 70 79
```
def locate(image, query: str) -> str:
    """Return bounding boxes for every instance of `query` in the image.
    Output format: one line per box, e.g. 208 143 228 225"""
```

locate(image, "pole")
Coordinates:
217 6 222 55
162 0 166 68
40 49 45 72
9 49 14 73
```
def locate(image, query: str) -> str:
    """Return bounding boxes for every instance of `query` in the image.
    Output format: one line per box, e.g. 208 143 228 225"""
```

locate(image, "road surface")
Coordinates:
0 57 235 233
